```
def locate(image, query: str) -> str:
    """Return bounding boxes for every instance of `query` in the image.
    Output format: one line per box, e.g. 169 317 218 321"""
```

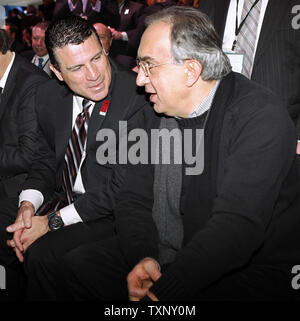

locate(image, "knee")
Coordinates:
24 236 53 274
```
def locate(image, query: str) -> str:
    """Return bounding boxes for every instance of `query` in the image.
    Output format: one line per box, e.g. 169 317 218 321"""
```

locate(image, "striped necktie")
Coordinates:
62 99 92 204
237 0 262 78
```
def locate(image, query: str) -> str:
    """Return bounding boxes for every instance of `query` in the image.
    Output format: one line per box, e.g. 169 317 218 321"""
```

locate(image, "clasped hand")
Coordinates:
6 202 49 262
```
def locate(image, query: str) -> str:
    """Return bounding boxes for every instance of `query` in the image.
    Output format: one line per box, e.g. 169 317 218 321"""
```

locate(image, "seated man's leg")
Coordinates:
57 237 130 301
24 217 115 300
0 197 25 301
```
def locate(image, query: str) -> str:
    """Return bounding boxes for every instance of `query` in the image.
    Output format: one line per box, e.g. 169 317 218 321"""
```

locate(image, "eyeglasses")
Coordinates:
136 58 176 77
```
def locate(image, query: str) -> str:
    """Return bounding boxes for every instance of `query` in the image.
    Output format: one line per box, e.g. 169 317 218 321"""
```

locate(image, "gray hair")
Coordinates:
145 6 231 80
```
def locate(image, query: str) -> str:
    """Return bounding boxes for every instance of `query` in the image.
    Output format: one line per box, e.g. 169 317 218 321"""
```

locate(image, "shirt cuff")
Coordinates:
91 0 101 12
122 32 128 41
68 0 76 11
19 189 44 213
59 203 83 226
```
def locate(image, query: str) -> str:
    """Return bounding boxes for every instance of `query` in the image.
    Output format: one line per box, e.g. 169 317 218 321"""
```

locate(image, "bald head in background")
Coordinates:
93 22 112 54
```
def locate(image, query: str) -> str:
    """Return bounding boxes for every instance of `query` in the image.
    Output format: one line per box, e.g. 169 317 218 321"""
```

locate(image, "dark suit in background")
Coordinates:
198 0 300 136
53 0 120 27
111 0 144 68
0 54 48 300
0 54 48 198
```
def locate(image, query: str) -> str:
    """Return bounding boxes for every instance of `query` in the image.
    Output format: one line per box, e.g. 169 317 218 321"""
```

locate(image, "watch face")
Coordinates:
49 213 64 231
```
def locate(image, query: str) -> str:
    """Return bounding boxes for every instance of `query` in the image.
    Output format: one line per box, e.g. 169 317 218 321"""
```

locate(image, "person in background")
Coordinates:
197 0 300 156
30 22 51 76
0 29 48 301
3 22 25 53
109 0 145 69
93 22 113 54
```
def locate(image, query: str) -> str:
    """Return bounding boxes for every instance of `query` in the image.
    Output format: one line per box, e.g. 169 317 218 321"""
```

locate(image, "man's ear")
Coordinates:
184 60 202 87
50 63 63 81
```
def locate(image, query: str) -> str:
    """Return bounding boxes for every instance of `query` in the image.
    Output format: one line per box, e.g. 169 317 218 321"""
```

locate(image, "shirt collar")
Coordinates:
188 80 220 118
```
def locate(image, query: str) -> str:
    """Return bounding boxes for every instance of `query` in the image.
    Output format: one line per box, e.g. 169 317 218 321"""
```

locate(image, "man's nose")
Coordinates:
86 64 100 80
136 68 149 87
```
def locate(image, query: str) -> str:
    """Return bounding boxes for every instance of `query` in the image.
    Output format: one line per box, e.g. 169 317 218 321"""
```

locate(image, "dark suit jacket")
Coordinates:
23 60 149 222
53 0 120 27
0 54 49 198
110 0 144 67
198 0 300 136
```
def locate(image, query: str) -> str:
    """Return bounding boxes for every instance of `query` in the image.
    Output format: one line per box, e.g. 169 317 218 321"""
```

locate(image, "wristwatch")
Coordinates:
47 211 64 231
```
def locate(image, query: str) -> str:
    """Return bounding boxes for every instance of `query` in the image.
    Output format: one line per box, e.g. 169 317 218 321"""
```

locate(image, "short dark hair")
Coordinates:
45 15 101 70
5 22 18 35
33 21 50 32
0 29 10 54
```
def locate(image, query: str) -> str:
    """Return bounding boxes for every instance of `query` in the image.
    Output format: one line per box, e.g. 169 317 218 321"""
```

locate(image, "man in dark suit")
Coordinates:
0 29 48 300
53 0 120 27
56 7 300 301
197 0 300 141
5 16 149 300
109 0 145 68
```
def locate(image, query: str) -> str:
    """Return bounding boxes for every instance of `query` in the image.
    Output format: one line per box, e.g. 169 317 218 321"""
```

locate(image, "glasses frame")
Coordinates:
136 58 179 77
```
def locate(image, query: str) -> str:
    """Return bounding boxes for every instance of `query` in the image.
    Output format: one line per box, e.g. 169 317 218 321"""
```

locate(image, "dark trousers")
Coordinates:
0 197 25 301
56 236 299 301
24 217 115 300
57 237 130 301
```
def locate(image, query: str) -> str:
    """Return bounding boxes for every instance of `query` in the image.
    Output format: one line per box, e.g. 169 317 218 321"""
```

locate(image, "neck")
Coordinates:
183 79 217 117
0 51 13 80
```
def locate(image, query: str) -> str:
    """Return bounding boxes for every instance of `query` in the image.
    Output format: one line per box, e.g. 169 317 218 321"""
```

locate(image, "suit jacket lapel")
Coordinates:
253 0 288 69
86 99 107 151
55 89 73 161
0 54 19 122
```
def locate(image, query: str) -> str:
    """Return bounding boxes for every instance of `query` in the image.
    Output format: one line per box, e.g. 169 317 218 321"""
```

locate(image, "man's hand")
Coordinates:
7 201 35 232
127 257 162 301
20 215 50 252
6 201 35 261
110 28 123 40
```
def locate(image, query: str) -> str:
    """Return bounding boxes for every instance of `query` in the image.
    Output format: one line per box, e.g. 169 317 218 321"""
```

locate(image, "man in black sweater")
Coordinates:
57 6 300 301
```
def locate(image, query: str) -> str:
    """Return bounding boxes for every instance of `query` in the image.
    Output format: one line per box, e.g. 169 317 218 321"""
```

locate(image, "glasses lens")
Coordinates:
136 59 149 77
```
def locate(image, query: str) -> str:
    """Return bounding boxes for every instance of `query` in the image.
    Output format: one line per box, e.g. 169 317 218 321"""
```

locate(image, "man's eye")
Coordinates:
93 55 101 61
71 66 81 72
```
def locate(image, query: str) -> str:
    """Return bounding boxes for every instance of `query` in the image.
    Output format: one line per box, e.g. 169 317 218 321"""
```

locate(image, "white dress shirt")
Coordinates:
0 52 15 90
32 54 51 77
222 0 269 55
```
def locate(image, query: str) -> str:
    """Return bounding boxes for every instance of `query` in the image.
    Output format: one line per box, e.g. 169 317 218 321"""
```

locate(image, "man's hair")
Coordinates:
5 22 18 35
0 29 10 54
45 15 101 70
33 21 50 33
145 6 231 80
